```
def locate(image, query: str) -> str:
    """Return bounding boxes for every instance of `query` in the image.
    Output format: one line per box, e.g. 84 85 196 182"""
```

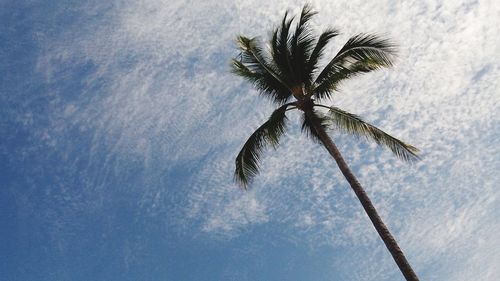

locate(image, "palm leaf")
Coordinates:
301 109 329 144
323 105 419 161
313 63 372 100
289 4 318 85
233 36 292 104
235 104 291 187
305 28 339 86
313 34 396 100
270 12 295 86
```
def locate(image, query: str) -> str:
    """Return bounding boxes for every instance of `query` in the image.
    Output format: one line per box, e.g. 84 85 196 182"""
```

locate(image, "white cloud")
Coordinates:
34 0 500 279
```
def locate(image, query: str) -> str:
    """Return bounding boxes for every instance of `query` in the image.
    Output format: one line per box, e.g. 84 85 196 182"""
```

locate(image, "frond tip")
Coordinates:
324 106 420 162
234 104 291 188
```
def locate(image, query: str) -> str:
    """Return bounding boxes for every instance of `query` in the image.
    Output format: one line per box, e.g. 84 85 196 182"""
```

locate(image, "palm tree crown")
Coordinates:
232 4 418 187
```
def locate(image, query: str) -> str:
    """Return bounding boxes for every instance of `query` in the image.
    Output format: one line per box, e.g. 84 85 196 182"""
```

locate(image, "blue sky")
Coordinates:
1 1 499 280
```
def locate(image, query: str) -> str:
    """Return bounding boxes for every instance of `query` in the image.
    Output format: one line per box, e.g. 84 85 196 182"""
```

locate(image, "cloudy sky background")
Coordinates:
1 0 499 280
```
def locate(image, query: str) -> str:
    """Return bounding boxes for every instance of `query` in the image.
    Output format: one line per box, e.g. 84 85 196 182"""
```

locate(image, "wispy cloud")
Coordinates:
28 0 500 279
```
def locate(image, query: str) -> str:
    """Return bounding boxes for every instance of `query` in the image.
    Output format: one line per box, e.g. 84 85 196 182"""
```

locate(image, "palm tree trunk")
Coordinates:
309 113 420 281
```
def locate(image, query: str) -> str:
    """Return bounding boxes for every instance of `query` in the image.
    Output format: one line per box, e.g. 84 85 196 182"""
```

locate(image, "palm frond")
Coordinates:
313 34 396 100
323 105 419 161
313 63 372 100
289 4 318 85
301 109 329 143
235 104 291 187
305 28 339 86
270 12 295 86
233 36 292 104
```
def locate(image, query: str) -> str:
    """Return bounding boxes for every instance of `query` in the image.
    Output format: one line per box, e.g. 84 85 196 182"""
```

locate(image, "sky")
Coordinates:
1 0 499 280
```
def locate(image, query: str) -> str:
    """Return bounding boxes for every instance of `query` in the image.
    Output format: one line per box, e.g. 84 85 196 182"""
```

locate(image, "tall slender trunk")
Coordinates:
308 112 420 281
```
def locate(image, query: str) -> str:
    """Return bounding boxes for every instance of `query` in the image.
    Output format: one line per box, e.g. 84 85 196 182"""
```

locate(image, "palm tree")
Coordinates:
231 4 420 281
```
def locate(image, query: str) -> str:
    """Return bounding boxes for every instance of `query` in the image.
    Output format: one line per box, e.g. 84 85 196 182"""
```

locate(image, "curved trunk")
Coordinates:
308 112 420 281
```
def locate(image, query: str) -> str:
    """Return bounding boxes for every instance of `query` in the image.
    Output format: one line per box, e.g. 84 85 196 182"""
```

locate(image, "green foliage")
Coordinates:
301 109 329 143
289 4 317 85
232 36 292 105
235 104 290 187
324 106 419 161
270 11 295 87
306 28 339 86
232 4 418 187
313 34 396 100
